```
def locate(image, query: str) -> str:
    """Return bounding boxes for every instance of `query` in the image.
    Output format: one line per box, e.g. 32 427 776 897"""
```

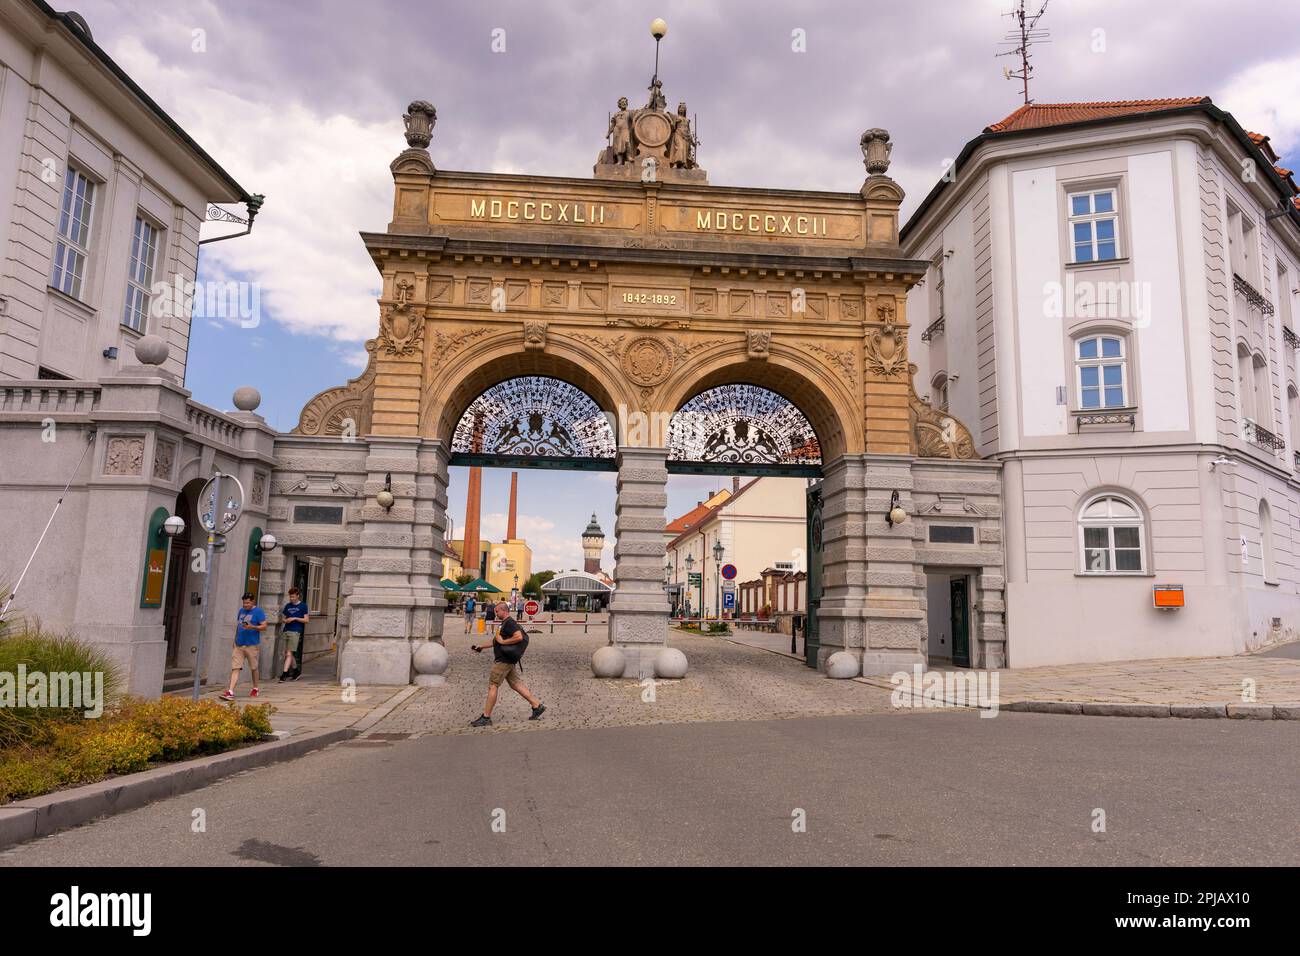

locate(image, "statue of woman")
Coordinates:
607 97 633 164
668 102 694 168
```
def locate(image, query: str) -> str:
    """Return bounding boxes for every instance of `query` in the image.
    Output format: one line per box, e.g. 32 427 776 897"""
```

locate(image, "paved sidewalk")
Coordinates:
856 651 1300 708
169 655 415 737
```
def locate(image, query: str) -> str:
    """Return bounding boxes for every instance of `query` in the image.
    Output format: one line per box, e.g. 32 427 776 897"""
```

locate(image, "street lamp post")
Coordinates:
685 552 696 621
712 539 724 621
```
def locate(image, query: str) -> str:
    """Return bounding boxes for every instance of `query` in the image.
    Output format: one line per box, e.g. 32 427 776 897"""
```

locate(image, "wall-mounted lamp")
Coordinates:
161 514 186 539
377 472 395 510
102 346 118 359
257 533 278 553
886 490 908 528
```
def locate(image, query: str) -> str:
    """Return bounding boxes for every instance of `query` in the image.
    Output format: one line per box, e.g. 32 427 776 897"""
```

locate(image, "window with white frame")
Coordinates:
932 372 949 411
123 215 160 332
1079 493 1145 574
932 250 945 320
1075 334 1127 408
1068 188 1119 263
50 166 95 299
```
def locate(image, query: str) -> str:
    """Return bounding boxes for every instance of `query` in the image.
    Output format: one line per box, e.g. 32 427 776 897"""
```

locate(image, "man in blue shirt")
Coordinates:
220 592 266 701
278 586 310 683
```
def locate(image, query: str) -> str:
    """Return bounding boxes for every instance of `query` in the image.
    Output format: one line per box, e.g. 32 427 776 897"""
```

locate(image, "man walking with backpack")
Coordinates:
469 601 544 727
463 593 477 635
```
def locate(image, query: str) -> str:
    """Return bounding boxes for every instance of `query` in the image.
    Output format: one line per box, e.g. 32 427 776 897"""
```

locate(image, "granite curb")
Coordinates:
1003 700 1300 719
0 725 356 852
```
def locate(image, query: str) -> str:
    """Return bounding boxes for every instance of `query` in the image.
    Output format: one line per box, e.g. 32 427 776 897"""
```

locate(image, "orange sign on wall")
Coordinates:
1152 585 1185 609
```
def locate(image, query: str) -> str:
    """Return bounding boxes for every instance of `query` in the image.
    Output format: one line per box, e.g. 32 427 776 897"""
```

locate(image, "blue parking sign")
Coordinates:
723 591 736 610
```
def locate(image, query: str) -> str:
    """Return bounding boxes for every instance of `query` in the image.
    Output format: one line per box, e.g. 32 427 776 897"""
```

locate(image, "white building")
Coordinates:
665 476 807 619
0 1 265 693
904 97 1300 666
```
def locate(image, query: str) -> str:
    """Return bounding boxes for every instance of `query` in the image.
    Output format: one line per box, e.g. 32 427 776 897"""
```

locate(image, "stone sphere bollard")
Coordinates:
591 645 626 678
412 641 449 686
824 650 859 679
232 385 262 412
654 647 688 679
134 334 170 366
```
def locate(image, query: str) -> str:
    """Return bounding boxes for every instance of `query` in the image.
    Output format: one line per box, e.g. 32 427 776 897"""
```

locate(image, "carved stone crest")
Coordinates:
380 305 424 357
153 439 175 480
865 322 908 377
622 335 675 387
747 330 772 360
105 436 144 476
523 321 547 352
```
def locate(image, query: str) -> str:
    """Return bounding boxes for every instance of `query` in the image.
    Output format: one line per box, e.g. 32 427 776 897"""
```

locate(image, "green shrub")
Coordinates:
0 629 123 748
0 749 63 802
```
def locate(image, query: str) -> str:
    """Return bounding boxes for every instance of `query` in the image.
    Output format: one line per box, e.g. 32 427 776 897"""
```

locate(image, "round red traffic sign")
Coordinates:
523 599 540 616
721 563 737 580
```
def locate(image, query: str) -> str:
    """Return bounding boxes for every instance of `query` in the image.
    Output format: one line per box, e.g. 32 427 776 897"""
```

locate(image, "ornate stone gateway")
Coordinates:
282 75 996 684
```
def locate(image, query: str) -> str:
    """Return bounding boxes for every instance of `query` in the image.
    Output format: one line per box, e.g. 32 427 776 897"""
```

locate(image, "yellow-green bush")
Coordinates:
0 696 275 804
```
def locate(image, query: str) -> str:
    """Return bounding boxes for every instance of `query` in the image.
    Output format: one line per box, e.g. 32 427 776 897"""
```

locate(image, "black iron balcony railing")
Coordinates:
1284 325 1299 350
1242 419 1286 453
920 315 945 342
1294 450 1300 473
1075 406 1137 428
1234 273 1275 316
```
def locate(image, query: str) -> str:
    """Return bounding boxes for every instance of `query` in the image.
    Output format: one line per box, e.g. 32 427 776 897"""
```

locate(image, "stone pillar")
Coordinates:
815 454 868 672
339 436 447 684
860 455 926 675
603 446 673 678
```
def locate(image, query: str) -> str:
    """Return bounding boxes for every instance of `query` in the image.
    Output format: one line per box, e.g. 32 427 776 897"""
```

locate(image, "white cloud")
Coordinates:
1219 56 1300 156
107 35 395 346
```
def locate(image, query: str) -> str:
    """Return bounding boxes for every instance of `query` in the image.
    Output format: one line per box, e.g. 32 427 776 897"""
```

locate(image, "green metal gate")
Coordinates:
805 481 823 668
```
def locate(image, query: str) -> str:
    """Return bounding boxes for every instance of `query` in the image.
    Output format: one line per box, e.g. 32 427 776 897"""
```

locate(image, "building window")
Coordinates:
1259 500 1276 584
932 372 949 411
1075 335 1126 408
1068 188 1119 263
1079 493 1145 574
50 166 95 299
123 216 160 332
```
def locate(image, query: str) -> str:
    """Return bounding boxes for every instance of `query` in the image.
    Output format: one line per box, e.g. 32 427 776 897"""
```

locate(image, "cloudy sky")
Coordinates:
73 0 1300 571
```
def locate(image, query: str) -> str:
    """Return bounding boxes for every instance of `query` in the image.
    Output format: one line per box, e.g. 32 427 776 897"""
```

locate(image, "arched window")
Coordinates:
1079 493 1145 574
1259 499 1276 584
1237 343 1255 422
931 372 949 411
1075 335 1127 409
1252 353 1271 431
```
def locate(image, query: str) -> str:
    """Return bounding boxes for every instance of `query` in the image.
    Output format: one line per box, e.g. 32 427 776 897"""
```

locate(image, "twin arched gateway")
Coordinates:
269 96 1000 683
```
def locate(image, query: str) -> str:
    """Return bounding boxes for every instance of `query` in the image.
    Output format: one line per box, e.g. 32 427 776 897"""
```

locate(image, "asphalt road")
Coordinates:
2 711 1296 866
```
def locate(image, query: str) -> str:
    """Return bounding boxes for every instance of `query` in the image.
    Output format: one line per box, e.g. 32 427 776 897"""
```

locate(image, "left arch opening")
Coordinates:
450 375 617 470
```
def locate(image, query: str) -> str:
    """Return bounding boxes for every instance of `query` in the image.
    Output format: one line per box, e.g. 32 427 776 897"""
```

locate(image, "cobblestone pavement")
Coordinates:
857 650 1300 706
370 625 913 737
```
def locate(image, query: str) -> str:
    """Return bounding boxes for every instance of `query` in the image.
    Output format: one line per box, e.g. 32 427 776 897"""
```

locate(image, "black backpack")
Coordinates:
497 619 528 663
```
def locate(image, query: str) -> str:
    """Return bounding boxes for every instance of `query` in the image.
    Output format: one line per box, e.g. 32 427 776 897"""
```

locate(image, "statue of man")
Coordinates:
668 102 694 168
607 97 633 164
647 77 667 112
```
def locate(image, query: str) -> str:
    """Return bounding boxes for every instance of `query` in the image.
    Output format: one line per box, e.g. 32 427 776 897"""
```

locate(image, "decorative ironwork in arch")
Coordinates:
668 384 822 474
451 376 616 469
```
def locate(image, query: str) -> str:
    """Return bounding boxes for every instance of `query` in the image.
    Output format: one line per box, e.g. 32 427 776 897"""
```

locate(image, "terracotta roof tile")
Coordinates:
666 500 714 534
985 97 1210 133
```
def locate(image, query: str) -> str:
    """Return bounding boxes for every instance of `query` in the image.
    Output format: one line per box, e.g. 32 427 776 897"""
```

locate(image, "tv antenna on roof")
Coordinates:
998 0 1051 105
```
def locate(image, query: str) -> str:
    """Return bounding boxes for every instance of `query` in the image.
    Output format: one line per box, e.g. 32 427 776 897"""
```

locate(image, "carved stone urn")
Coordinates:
860 128 892 176
403 100 437 149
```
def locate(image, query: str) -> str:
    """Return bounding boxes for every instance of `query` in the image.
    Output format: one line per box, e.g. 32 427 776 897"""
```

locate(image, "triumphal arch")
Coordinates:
270 87 1005 685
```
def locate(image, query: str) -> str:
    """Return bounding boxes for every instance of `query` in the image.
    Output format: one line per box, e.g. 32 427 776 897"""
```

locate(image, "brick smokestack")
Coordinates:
462 467 483 577
507 471 518 540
